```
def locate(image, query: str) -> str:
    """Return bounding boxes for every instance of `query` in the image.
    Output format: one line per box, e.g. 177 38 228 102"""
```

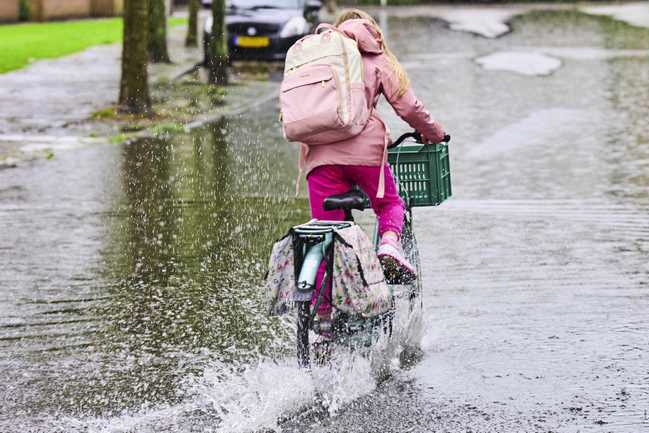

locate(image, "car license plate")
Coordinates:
235 36 270 48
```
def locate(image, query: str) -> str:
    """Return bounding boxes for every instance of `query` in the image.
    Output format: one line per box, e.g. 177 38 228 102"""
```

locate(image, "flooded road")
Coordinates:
2 7 649 433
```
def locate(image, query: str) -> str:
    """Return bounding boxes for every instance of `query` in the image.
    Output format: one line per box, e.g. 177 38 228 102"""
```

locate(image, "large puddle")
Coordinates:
1 7 649 433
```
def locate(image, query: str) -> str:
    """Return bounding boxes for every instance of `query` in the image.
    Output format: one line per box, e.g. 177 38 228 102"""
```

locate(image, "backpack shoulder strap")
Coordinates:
315 23 344 35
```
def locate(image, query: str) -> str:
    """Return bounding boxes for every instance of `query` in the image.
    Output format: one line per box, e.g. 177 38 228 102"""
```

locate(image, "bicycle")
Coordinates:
290 131 452 368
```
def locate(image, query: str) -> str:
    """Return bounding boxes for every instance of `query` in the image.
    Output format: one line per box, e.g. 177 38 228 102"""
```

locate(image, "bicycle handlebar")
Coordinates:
389 131 451 149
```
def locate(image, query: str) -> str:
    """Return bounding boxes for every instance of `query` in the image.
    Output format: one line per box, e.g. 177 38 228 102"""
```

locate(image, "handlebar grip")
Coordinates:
389 131 451 148
389 131 420 148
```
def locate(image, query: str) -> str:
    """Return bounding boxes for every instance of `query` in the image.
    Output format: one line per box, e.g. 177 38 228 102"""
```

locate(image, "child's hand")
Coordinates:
421 121 446 144
422 130 446 144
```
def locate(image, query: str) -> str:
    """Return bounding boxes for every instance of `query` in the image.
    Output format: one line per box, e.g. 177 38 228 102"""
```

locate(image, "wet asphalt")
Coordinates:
1 7 649 433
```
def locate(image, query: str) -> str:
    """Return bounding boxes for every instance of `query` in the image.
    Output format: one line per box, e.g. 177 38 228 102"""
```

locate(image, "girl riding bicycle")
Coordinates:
303 9 446 321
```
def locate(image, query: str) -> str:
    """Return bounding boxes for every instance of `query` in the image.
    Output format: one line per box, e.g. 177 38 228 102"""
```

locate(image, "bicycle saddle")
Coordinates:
323 188 368 211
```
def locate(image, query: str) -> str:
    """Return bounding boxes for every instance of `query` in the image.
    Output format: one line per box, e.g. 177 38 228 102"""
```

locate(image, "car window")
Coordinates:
228 0 301 10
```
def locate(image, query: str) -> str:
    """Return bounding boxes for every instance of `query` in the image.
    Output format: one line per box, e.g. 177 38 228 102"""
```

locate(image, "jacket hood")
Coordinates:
338 19 383 55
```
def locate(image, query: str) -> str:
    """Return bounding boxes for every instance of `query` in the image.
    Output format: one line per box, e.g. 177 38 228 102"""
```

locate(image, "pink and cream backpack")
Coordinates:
280 24 370 146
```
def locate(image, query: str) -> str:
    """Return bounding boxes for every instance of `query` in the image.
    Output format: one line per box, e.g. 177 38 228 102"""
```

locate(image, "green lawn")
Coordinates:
0 17 186 74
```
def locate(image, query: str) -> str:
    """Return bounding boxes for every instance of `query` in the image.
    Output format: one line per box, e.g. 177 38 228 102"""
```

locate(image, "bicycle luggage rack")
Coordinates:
291 221 352 299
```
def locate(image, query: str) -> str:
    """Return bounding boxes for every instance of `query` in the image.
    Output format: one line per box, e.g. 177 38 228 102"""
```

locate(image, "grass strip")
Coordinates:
0 17 186 74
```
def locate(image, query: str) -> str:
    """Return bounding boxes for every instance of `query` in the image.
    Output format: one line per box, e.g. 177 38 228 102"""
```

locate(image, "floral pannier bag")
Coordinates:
266 224 392 318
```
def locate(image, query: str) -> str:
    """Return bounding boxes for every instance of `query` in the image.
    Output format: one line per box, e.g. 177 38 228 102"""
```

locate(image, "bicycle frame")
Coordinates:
292 209 417 367
292 131 437 367
292 203 416 368
292 221 352 293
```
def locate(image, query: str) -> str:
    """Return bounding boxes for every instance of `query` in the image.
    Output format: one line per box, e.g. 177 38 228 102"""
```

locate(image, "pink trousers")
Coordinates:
307 164 404 315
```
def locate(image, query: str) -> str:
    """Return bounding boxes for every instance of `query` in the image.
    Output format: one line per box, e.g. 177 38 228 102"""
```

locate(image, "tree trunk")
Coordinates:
185 0 199 47
325 0 337 14
208 0 228 85
148 0 171 63
119 0 151 115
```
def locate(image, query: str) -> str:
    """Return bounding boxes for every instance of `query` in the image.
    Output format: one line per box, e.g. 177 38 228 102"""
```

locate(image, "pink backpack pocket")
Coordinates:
280 64 344 145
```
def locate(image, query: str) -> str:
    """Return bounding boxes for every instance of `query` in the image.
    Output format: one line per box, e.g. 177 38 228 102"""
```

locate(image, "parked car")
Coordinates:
202 0 322 62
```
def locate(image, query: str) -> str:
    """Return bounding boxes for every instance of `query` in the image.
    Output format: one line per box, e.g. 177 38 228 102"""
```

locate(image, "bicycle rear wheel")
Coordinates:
296 301 310 368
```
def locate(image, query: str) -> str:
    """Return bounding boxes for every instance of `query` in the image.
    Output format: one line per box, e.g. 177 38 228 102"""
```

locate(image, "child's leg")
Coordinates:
307 165 354 318
307 165 353 221
345 165 405 237
347 165 415 281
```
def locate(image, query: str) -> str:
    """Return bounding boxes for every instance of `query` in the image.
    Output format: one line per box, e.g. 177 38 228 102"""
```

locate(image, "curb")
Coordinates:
126 82 280 143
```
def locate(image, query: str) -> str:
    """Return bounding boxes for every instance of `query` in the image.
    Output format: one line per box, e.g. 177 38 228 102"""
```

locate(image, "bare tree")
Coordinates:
186 0 199 47
148 0 171 63
207 0 228 85
119 0 151 114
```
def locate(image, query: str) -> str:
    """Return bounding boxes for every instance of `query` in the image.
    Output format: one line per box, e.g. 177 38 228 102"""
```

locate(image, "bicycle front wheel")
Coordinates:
401 214 423 309
397 214 425 366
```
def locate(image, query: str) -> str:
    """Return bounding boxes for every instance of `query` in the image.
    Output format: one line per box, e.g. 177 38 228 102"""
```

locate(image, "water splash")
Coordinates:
57 351 381 433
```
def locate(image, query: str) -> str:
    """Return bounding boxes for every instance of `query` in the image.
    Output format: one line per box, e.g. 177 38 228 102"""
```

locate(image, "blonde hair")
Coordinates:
335 8 410 97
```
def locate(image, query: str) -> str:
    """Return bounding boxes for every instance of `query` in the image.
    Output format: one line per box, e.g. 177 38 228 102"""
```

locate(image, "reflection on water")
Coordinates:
1 7 649 433
0 112 310 426
94 120 311 410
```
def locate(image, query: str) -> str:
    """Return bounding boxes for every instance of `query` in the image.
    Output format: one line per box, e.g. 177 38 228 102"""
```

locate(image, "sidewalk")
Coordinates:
0 17 279 168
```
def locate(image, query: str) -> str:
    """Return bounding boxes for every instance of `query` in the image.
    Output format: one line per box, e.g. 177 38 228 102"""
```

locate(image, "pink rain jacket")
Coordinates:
299 18 445 197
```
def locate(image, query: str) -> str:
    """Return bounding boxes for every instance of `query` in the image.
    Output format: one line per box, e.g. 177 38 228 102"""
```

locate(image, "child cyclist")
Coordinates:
304 9 446 321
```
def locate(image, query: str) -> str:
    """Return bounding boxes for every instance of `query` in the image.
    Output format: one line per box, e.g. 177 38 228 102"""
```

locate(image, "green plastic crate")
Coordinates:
388 143 452 207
